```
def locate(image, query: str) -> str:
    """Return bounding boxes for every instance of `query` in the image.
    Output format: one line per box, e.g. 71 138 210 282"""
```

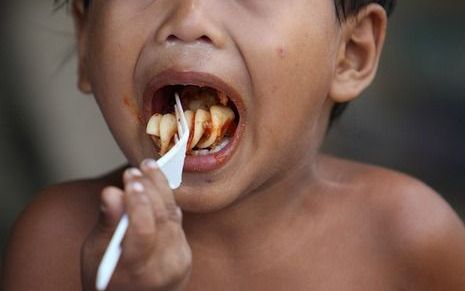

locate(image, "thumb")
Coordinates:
97 186 124 236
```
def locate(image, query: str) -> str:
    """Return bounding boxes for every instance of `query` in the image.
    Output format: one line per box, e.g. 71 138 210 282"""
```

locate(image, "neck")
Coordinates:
182 154 326 269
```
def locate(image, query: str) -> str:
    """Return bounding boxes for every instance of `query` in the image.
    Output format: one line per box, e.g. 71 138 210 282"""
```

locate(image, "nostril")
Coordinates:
167 35 179 42
165 34 212 44
199 35 212 43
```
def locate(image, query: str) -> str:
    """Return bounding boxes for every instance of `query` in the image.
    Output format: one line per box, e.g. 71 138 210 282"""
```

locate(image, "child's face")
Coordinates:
78 0 341 211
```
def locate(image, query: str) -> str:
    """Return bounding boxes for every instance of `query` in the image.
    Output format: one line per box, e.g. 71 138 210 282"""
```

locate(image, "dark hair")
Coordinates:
55 0 396 125
56 0 396 15
335 0 396 19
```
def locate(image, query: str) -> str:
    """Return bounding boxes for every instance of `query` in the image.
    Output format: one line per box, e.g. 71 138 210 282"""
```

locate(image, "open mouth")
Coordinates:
142 71 245 172
146 85 239 155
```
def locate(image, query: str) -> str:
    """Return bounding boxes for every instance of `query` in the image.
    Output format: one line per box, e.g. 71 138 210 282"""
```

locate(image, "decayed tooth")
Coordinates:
211 106 235 138
197 105 235 149
210 137 231 153
188 100 202 111
190 109 211 149
184 110 195 133
184 110 195 149
181 85 200 100
159 113 177 155
200 87 218 105
196 126 217 149
187 88 217 111
146 114 162 136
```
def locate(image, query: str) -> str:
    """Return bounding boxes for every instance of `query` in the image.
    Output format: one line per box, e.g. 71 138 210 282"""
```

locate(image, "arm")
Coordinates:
387 179 465 291
2 182 99 291
3 163 192 291
410 204 465 291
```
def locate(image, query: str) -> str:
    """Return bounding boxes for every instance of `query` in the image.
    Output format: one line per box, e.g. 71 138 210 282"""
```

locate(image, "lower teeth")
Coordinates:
191 138 231 156
210 137 231 153
191 149 210 156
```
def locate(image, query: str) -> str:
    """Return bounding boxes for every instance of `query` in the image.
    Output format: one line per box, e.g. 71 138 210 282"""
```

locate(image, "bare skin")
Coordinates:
3 0 465 290
3 156 465 290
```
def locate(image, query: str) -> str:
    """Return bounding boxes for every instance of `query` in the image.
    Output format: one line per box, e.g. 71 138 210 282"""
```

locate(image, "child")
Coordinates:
3 0 465 290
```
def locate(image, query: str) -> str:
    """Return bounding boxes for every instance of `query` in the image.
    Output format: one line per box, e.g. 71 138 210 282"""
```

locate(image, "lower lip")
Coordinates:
183 123 243 172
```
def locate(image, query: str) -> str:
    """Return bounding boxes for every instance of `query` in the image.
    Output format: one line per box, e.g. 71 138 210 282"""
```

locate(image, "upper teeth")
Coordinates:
195 105 234 149
146 87 236 155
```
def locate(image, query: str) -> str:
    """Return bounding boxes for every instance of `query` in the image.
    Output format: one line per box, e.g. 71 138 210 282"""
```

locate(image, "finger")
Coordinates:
123 177 156 262
123 167 143 184
140 159 182 225
133 170 179 227
97 186 124 236
140 159 176 206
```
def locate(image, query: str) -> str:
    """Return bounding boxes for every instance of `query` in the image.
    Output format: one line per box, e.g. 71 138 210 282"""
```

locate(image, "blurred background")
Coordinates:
0 0 464 259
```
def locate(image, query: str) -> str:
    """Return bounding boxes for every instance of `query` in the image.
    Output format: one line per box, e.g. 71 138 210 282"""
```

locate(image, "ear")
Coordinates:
329 4 388 103
72 0 92 94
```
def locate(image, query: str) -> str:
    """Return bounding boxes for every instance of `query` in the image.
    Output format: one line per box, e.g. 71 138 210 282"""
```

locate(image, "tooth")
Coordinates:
200 87 218 104
187 87 218 111
197 105 235 149
149 135 161 149
211 105 235 137
159 113 177 155
210 137 231 153
184 110 194 132
191 149 210 156
183 86 203 111
197 105 234 149
184 110 195 149
196 126 217 149
146 114 162 136
187 99 202 111
190 109 210 149
181 85 200 100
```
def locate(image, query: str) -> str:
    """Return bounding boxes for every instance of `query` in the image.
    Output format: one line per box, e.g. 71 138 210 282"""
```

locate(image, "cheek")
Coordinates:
240 8 337 164
276 46 287 59
86 5 155 162
86 1 160 103
254 34 335 139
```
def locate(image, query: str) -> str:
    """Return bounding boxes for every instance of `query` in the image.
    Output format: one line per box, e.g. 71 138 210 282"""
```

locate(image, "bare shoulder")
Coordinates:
321 155 465 290
2 167 125 291
368 169 465 291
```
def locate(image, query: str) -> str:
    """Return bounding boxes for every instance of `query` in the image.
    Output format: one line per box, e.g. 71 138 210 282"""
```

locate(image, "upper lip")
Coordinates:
142 69 246 124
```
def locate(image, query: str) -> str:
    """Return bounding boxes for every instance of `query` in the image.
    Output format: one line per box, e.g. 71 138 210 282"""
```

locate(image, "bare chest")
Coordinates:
185 242 404 291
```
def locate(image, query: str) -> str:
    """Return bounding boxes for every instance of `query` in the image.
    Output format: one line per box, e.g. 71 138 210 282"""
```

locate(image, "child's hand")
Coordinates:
81 160 192 291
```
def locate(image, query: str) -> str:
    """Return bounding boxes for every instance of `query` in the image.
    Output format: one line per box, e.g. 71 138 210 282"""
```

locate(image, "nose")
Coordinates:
155 0 226 48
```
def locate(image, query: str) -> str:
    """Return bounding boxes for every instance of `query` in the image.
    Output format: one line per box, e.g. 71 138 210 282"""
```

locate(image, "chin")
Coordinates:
173 181 243 213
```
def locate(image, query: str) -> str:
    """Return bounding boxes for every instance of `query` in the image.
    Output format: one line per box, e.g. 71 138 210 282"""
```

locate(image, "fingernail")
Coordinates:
126 168 143 178
100 203 107 213
128 181 144 192
142 159 158 170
